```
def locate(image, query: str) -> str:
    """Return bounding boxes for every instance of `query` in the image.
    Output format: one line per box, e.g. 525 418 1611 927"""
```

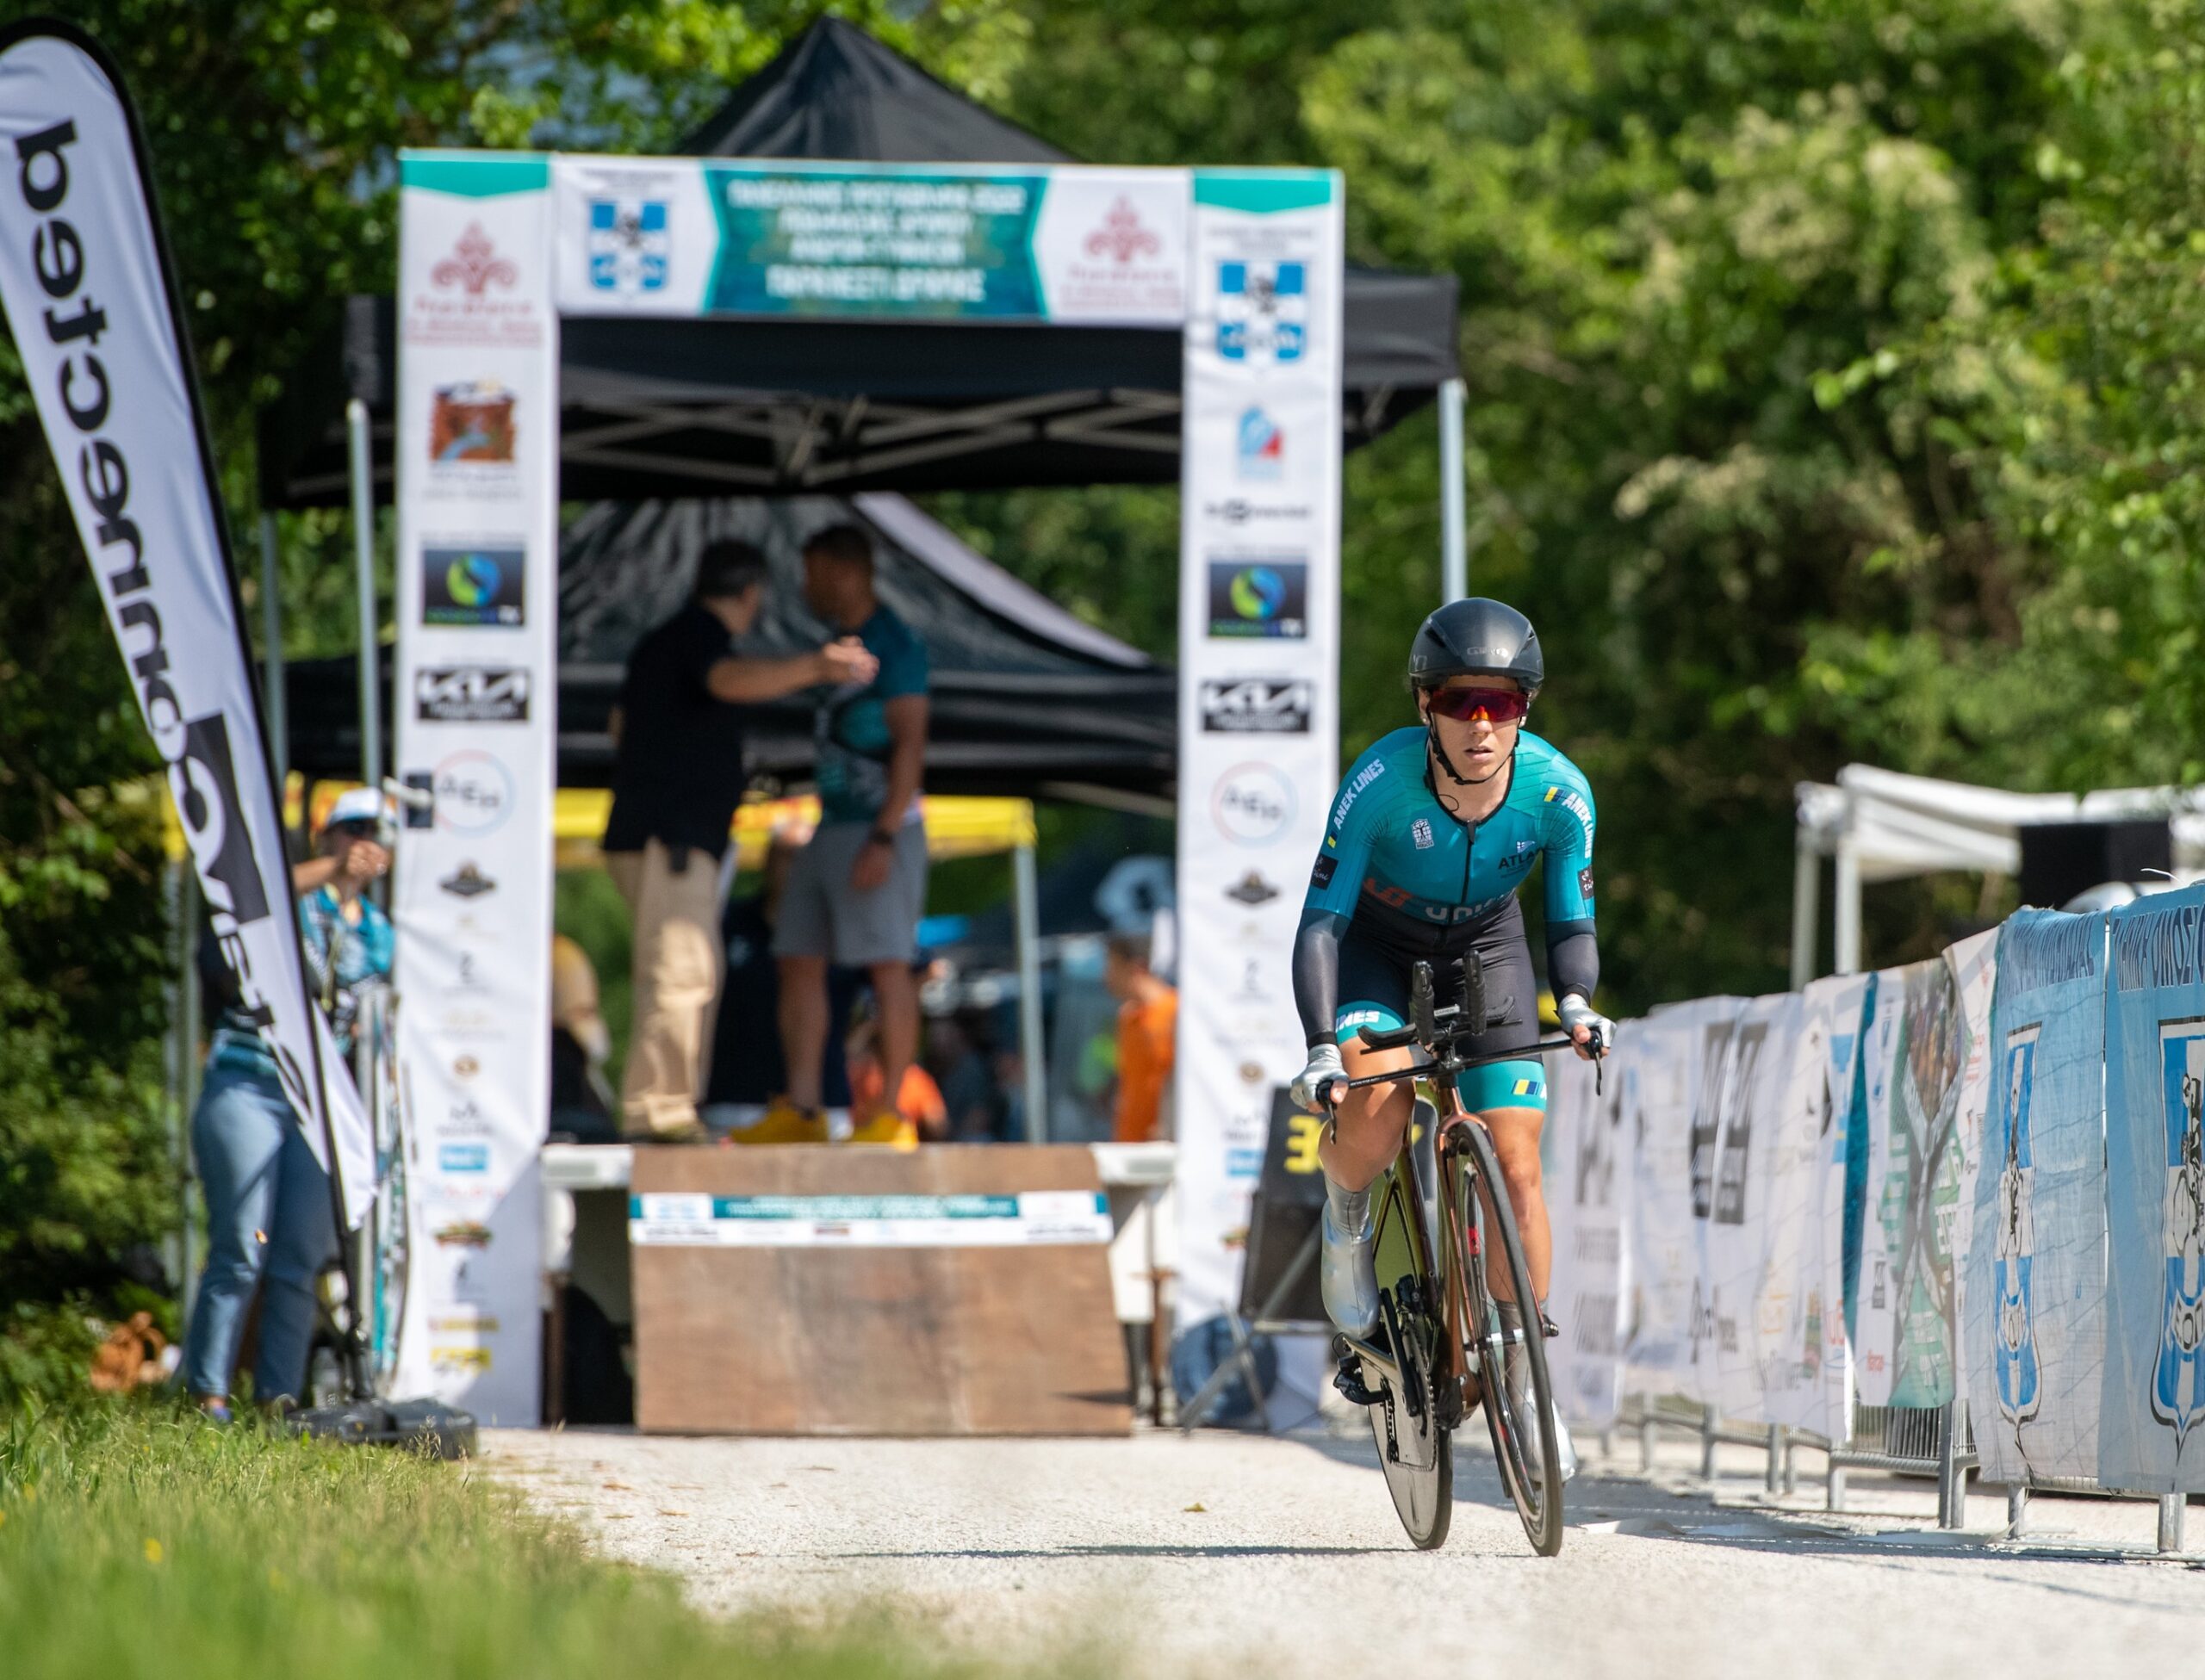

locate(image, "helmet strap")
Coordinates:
1423 716 1508 798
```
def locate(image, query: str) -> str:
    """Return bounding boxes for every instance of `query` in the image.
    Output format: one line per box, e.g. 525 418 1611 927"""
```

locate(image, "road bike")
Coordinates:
1324 958 1593 1556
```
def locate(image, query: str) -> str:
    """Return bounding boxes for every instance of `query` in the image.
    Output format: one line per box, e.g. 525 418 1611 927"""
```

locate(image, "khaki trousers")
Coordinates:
606 840 724 1140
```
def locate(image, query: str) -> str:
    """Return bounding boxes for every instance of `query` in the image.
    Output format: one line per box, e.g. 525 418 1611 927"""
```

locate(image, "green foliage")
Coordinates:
0 1406 1016 1680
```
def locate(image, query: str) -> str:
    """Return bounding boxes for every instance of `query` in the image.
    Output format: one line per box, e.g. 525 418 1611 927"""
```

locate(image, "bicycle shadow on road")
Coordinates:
824 1542 1403 1561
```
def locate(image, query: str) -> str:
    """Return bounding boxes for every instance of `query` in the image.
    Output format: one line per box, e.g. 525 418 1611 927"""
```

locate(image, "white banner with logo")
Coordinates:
1545 1049 1630 1426
391 152 558 1422
1173 170 1344 1329
0 23 372 1224
548 156 1189 324
1703 990 1806 1421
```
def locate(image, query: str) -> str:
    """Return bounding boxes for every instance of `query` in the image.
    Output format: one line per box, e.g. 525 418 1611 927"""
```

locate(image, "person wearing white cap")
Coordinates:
179 788 394 1419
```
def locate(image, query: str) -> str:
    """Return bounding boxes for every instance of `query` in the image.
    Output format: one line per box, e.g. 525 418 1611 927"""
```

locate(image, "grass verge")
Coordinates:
0 1405 998 1680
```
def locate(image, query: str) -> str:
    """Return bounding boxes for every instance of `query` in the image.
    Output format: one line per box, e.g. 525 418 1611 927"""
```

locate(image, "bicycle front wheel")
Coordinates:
1449 1118 1564 1556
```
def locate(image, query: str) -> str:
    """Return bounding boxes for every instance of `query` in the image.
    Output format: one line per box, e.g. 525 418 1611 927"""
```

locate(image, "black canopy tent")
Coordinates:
261 18 1461 797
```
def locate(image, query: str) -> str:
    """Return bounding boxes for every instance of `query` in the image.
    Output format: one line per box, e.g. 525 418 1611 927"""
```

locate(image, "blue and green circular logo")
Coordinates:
447 551 501 609
1229 565 1287 623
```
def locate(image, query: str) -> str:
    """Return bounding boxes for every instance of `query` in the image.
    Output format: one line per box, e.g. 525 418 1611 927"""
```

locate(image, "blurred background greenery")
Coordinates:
3 0 2202 1396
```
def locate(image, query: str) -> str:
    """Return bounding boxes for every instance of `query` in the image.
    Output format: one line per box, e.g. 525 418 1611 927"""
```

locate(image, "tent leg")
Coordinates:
258 512 288 791
346 400 382 793
1790 838 1820 991
1013 840 1047 1144
1834 830 1863 976
1438 377 1468 604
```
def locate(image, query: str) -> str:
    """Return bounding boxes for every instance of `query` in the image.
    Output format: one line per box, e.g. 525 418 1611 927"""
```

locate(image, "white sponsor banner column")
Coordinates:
1175 170 1344 1328
392 152 558 1422
1545 1048 1630 1427
0 23 371 1224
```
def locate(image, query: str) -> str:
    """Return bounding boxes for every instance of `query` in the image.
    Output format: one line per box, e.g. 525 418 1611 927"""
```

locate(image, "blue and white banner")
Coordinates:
551 158 1189 325
2100 888 2205 1491
1703 990 1806 1421
1966 910 2107 1485
391 152 560 1423
1173 171 1344 1332
630 1191 1113 1249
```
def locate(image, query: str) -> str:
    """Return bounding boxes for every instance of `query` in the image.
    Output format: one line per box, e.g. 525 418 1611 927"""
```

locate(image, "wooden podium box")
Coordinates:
629 1144 1134 1435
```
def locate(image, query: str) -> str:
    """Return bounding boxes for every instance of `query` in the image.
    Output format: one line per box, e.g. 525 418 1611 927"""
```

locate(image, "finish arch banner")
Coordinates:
0 22 371 1224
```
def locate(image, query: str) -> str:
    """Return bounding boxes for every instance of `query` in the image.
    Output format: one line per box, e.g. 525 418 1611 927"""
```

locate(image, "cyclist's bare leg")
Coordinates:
1316 1034 1419 1191
1472 1103 1549 1304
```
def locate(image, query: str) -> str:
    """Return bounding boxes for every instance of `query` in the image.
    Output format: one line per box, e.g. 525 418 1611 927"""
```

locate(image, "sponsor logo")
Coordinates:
441 1099 492 1138
439 861 497 899
1993 1025 2044 1425
2154 1019 2205 1447
422 544 525 628
1203 496 1312 527
1226 870 1281 906
1412 817 1434 851
1500 847 1533 872
1226 1147 1264 1179
452 1054 481 1080
432 224 517 296
1236 406 1283 480
1309 854 1337 890
431 1346 494 1373
428 1313 500 1334
1199 677 1311 735
1205 560 1307 640
1085 196 1162 264
1239 1062 1266 1086
1544 784 1595 846
587 198 671 294
415 666 529 723
411 223 541 348
439 1143 490 1174
428 381 516 463
432 1218 493 1249
1579 865 1596 902
1212 764 1295 846
1217 259 1307 363
454 949 491 992
433 751 513 837
1331 757 1386 827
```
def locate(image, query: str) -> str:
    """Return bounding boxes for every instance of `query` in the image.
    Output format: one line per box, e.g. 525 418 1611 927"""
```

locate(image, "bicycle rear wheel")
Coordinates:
1449 1119 1564 1556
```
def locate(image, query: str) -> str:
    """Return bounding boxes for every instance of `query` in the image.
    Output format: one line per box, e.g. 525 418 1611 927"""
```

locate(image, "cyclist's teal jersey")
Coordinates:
1304 727 1596 941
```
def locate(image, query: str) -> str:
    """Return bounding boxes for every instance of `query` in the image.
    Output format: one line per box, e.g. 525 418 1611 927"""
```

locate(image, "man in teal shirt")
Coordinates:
775 524 931 1139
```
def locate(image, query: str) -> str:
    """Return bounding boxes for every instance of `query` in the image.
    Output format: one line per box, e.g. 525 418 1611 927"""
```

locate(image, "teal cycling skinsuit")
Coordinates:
1293 726 1598 1112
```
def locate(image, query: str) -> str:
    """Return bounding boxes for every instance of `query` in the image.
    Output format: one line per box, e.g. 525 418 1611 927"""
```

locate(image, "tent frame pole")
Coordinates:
346 400 381 796
1438 378 1467 604
1013 840 1047 1144
1835 822 1863 976
1790 836 1820 990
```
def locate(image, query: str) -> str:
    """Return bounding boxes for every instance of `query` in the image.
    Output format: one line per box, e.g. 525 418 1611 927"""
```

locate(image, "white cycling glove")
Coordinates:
1557 994 1615 1057
1289 1042 1346 1112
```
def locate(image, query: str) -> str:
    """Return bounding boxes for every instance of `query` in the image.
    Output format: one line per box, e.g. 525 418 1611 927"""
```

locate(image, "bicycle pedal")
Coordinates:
1332 1350 1382 1408
1539 1308 1560 1339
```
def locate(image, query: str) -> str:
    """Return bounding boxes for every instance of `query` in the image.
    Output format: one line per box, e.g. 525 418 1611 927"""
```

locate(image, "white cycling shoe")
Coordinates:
1500 1305 1578 1485
1320 1202 1380 1339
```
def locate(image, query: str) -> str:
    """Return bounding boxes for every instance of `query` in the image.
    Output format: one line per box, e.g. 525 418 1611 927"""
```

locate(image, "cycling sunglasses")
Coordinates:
1422 685 1530 724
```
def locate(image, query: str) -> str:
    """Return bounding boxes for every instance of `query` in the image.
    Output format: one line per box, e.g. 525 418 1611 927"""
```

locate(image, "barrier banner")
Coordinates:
1544 1048 1628 1426
2100 888 2205 1491
1703 991 1805 1421
0 22 371 1224
1942 926 1998 1409
1753 975 1872 1438
1964 910 2107 1485
391 152 559 1421
1624 996 1744 1400
1173 170 1343 1333
550 157 1189 325
1855 958 1966 1408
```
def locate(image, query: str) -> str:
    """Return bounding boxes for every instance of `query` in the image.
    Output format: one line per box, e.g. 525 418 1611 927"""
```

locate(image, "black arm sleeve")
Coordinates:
1292 908 1348 1048
1546 918 1599 1003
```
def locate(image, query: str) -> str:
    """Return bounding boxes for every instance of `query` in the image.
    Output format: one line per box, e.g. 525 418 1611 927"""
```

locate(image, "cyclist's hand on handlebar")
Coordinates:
1557 995 1615 1061
1289 1042 1347 1112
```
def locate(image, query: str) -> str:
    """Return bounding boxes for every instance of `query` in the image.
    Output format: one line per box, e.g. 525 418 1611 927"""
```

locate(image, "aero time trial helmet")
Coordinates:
1408 598 1544 698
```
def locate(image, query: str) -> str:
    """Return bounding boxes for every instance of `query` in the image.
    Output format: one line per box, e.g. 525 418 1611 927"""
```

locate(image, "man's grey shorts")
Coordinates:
773 821 929 966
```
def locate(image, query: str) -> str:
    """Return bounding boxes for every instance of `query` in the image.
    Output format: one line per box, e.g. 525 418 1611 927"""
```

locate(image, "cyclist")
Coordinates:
1288 598 1612 1482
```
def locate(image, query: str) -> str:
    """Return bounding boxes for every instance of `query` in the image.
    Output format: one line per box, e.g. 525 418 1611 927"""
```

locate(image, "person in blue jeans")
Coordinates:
182 788 394 1419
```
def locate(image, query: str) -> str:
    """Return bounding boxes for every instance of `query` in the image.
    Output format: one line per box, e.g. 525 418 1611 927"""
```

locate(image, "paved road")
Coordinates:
489 1423 2203 1677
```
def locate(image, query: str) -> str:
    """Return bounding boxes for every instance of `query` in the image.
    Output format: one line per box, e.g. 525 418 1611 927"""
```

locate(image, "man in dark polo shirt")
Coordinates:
603 539 875 1141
